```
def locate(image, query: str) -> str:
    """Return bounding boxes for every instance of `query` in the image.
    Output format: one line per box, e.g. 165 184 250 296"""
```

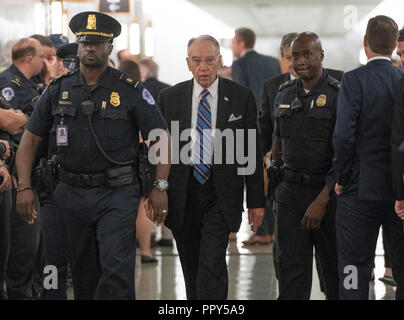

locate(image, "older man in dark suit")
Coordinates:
333 15 404 300
158 35 265 300
232 28 281 107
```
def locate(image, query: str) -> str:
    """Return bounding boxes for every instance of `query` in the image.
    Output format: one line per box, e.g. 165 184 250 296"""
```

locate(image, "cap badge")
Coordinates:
86 14 97 30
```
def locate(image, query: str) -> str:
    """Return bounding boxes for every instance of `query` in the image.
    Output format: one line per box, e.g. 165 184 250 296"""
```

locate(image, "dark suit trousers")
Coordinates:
336 183 404 300
172 172 230 300
40 200 69 300
275 182 339 300
6 188 41 300
0 189 11 300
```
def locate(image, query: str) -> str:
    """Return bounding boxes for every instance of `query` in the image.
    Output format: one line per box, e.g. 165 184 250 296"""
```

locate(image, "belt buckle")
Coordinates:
80 174 91 186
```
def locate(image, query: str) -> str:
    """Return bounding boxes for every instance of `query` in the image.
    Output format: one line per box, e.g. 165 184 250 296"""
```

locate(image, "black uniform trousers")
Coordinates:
172 172 230 300
0 189 11 299
39 199 69 300
275 181 339 300
6 188 41 299
336 183 404 300
53 182 140 300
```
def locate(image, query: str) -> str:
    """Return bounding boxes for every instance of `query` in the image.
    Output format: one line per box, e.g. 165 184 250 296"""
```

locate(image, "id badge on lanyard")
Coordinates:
56 115 68 146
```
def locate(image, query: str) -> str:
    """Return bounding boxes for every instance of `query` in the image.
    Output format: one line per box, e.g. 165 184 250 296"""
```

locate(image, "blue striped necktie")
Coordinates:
194 88 212 184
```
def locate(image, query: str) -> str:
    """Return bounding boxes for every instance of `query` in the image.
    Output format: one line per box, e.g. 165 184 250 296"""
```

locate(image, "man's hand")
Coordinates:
147 187 168 226
395 200 404 220
43 55 59 84
0 139 10 159
301 186 330 230
335 183 343 195
248 208 264 233
16 188 37 224
0 165 11 191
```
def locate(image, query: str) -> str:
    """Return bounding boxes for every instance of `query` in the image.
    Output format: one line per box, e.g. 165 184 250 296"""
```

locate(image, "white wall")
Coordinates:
143 0 234 85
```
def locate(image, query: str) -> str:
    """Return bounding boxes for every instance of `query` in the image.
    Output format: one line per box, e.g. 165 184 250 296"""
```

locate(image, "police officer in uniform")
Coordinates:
271 32 339 299
0 37 43 299
36 42 79 300
15 11 170 300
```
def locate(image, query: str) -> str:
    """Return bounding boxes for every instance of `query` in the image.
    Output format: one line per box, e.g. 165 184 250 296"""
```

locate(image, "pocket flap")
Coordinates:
52 105 78 117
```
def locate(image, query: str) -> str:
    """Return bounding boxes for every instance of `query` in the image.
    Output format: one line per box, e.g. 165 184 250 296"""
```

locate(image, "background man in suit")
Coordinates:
139 59 170 101
158 35 265 300
333 15 404 300
231 27 281 107
395 27 404 67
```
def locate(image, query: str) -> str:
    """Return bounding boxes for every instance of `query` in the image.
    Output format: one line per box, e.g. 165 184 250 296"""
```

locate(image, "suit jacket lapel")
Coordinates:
216 77 232 131
179 79 193 130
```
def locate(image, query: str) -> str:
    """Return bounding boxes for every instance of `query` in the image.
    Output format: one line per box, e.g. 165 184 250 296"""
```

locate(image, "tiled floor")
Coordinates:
67 211 396 300
134 212 396 300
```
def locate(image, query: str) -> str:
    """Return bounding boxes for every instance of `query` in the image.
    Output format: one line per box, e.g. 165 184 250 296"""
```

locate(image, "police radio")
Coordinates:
291 96 302 112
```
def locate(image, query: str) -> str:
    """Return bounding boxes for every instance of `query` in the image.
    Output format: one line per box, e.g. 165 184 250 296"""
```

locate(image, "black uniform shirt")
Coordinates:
0 64 40 115
27 66 168 174
274 70 340 174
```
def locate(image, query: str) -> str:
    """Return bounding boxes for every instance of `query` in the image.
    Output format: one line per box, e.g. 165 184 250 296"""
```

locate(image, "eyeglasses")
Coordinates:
189 57 218 66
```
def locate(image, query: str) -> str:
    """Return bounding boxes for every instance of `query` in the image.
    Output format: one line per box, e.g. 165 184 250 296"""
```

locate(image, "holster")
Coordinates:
105 165 136 188
35 155 59 195
267 163 284 199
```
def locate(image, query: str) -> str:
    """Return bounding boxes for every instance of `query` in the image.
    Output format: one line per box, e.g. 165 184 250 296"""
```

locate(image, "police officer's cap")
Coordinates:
49 34 69 49
69 11 121 42
56 43 78 59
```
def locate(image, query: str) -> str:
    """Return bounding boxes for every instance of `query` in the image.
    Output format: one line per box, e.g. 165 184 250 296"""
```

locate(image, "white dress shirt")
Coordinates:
190 77 219 164
367 56 391 64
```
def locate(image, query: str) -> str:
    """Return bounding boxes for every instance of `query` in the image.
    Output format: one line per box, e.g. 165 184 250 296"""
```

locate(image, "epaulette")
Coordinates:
328 77 341 90
112 68 140 89
278 79 296 92
49 69 76 85
11 77 21 87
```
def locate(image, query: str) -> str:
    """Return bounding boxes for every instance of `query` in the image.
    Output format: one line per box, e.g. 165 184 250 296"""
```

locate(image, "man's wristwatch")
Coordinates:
152 179 169 191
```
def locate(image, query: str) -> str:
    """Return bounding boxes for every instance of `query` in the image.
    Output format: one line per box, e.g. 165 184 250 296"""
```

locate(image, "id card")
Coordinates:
56 125 68 146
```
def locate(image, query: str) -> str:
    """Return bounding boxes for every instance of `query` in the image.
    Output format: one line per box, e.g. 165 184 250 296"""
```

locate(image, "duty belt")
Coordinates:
283 169 325 186
58 168 107 188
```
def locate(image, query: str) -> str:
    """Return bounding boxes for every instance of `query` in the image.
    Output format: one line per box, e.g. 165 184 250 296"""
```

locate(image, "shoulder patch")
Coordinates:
1 87 14 101
278 79 296 92
142 88 156 106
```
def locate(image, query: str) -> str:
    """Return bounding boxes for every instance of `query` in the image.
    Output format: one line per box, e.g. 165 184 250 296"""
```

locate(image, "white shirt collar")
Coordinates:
367 56 391 64
193 77 219 99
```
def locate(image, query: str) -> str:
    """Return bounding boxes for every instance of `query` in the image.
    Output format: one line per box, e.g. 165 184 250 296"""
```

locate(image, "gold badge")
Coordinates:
279 104 290 109
86 14 97 30
62 91 68 100
316 94 327 107
102 101 107 110
126 78 133 83
110 92 120 107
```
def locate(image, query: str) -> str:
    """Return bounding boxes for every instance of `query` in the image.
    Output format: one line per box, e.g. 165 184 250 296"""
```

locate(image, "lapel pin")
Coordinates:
224 96 229 102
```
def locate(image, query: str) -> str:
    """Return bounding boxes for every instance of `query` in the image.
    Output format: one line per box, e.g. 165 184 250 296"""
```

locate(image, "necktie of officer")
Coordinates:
194 88 212 184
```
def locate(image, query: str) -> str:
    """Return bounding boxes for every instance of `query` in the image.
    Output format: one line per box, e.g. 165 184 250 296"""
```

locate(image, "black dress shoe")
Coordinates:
141 255 158 264
156 239 173 247
379 276 397 287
